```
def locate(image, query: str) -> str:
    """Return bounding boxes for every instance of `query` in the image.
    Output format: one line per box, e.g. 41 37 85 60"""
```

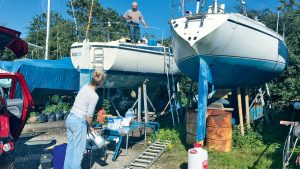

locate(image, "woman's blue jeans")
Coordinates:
64 113 87 169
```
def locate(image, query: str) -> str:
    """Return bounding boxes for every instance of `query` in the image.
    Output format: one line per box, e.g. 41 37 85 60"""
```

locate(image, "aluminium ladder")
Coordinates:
124 140 170 169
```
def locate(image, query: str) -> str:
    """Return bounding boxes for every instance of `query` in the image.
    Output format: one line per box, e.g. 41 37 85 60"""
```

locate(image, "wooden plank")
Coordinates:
245 88 251 130
237 88 245 136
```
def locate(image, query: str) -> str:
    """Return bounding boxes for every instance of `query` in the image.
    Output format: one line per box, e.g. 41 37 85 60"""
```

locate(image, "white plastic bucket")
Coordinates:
188 143 208 169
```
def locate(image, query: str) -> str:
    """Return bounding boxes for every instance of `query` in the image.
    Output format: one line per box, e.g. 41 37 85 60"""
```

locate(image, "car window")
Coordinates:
0 78 23 100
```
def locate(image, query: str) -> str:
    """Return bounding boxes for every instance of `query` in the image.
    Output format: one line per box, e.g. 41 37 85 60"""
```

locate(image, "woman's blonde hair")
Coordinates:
91 69 106 87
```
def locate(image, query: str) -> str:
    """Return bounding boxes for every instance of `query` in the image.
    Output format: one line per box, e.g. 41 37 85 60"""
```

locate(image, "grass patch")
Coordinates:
154 117 300 169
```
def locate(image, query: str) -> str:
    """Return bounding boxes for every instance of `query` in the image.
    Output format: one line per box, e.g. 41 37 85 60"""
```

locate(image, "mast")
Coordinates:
196 0 200 14
171 0 174 18
181 0 185 16
241 0 247 16
45 0 50 60
85 0 95 39
70 0 79 40
213 0 218 14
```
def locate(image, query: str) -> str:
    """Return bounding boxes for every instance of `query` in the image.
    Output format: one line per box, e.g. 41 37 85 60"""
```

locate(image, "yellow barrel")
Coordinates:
206 110 232 152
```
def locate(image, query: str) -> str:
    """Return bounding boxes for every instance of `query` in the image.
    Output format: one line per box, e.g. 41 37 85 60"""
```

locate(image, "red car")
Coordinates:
0 26 33 169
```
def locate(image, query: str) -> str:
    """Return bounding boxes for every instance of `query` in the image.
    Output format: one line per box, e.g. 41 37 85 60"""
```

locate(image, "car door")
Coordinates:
0 73 33 141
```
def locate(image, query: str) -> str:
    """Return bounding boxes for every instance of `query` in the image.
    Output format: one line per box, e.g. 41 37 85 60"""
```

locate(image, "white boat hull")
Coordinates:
70 41 180 88
171 13 288 87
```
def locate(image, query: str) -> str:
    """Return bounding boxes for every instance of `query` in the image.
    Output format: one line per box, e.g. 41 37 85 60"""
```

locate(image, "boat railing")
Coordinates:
233 13 283 38
86 22 166 45
119 43 173 56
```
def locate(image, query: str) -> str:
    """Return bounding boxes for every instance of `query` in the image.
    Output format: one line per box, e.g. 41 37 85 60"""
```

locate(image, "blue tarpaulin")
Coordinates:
0 57 79 95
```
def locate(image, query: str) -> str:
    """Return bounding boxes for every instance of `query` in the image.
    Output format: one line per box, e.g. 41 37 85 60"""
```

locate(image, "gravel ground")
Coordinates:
14 121 148 169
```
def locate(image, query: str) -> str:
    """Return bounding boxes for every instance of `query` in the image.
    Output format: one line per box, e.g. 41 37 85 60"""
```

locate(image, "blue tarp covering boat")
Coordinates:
0 57 79 95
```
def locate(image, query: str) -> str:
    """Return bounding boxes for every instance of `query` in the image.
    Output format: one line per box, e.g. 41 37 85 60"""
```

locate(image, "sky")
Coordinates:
0 0 281 39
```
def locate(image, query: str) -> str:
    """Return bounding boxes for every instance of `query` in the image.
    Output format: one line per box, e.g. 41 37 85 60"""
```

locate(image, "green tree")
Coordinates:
0 48 17 61
26 12 75 59
66 0 128 42
251 1 300 111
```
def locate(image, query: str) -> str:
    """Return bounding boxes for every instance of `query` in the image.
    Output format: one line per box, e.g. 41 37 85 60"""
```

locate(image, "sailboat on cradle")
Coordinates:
170 0 289 88
70 39 180 88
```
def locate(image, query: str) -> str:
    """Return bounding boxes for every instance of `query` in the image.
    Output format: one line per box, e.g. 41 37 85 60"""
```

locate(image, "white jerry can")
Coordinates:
188 143 208 169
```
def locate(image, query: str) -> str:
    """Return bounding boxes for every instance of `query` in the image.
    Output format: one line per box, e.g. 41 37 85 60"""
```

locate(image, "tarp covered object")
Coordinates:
0 57 79 95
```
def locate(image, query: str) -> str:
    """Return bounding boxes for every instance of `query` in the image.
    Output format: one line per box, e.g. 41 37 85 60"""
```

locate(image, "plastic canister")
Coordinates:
125 109 135 121
147 38 157 46
87 131 105 149
113 117 123 129
107 118 114 129
188 143 208 169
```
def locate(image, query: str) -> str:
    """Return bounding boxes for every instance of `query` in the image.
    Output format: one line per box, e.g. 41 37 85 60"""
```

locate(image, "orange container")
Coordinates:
206 110 232 152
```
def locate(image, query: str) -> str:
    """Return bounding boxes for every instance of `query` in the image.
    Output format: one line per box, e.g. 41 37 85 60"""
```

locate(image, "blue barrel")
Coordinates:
148 38 157 46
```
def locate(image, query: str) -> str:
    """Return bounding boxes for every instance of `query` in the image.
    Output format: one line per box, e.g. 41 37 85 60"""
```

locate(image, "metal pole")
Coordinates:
161 28 164 45
45 0 51 60
171 0 174 19
146 95 156 112
143 83 148 123
170 56 180 124
138 87 142 122
166 59 175 127
143 82 148 143
196 0 200 14
181 0 185 16
70 0 79 40
276 10 279 33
